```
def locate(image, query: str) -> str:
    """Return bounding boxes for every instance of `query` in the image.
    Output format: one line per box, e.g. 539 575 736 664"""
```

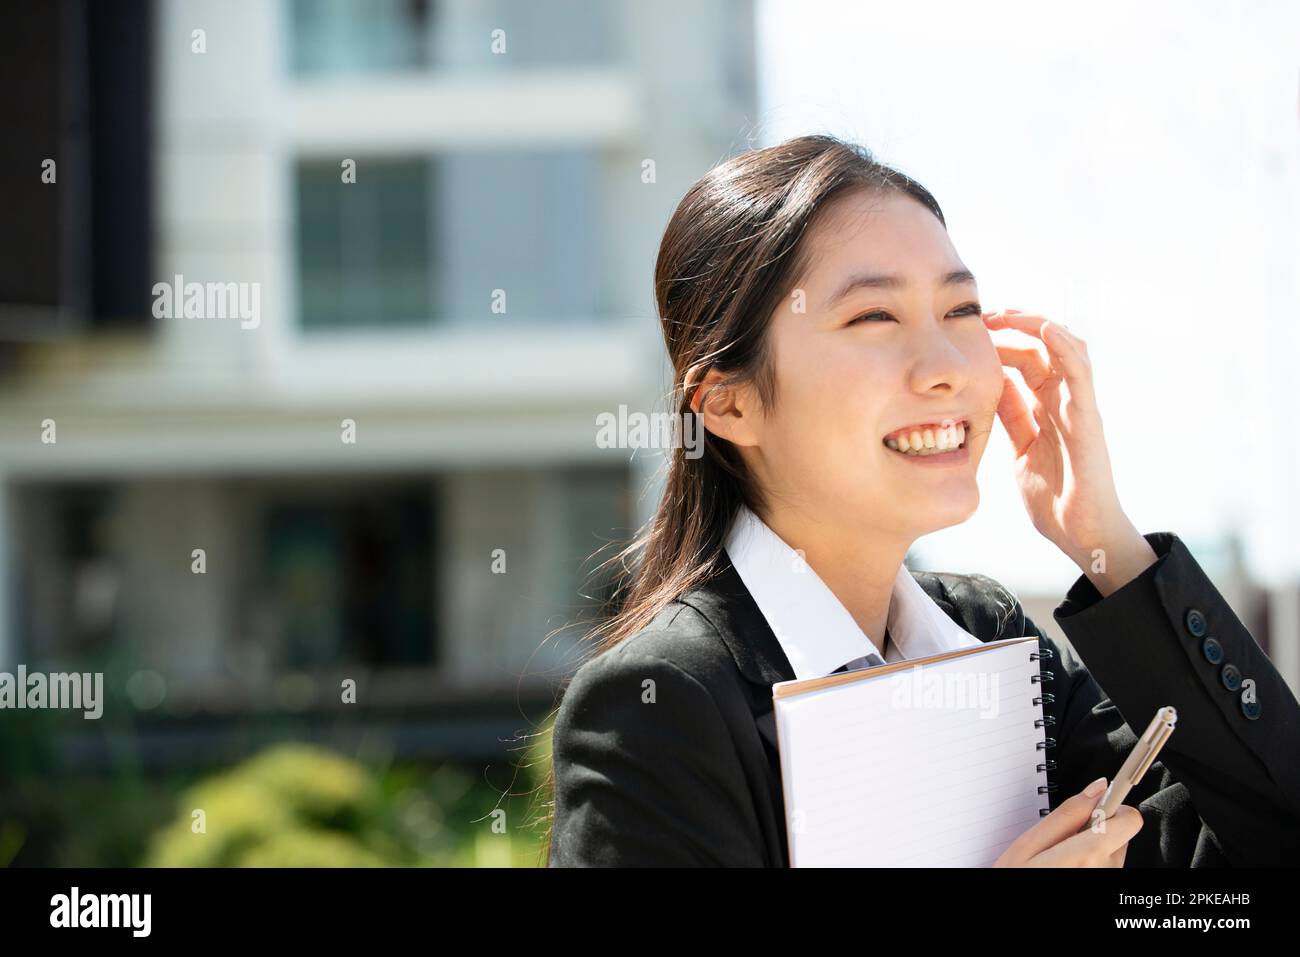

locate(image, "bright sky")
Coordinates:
756 0 1300 588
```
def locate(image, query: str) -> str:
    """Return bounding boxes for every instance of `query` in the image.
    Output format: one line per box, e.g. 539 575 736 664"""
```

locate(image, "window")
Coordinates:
289 0 431 75
288 0 617 77
435 149 601 323
295 158 433 330
294 149 601 329
0 0 154 340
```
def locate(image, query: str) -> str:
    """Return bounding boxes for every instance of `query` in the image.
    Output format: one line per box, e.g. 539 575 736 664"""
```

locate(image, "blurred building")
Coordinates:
0 0 758 766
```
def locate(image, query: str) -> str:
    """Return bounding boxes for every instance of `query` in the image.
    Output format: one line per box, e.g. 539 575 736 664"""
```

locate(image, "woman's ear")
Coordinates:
685 364 761 447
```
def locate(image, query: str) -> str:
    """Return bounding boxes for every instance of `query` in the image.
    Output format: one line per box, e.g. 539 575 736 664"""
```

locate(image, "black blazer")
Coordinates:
548 531 1300 866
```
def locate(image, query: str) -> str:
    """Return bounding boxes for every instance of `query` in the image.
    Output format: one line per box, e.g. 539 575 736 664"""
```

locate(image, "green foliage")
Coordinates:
146 743 384 866
141 740 552 867
0 687 559 867
236 829 390 867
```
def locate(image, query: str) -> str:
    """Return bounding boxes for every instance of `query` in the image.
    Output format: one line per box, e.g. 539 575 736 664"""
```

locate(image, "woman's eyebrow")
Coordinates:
822 268 977 309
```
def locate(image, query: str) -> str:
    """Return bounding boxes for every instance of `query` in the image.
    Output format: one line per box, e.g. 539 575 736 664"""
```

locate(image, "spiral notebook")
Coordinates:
772 635 1056 867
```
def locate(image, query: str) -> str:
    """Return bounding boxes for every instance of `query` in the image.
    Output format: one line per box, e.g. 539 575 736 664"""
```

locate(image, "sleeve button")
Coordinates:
1240 695 1261 720
1201 636 1223 664
1220 662 1242 691
1185 608 1207 638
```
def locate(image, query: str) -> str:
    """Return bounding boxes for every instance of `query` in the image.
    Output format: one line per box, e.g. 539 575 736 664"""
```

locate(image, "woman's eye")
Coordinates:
847 303 982 326
848 311 894 325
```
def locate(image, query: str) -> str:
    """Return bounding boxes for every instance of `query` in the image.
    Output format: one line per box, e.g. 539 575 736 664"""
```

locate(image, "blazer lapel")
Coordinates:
680 552 797 687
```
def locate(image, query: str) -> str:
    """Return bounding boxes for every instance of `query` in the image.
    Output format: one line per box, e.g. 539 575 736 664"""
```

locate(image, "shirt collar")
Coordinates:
722 503 983 680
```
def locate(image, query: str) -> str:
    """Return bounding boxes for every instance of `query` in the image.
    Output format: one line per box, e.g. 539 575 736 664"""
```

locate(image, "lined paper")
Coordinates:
773 636 1050 867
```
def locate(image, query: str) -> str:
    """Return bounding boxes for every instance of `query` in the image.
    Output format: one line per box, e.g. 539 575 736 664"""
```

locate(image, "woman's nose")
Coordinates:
907 329 972 394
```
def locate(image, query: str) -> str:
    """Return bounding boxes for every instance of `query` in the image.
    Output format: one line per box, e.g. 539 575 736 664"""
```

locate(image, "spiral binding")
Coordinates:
1031 644 1057 816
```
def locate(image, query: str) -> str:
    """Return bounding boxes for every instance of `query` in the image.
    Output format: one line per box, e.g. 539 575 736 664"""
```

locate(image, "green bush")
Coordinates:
143 738 553 867
145 743 393 867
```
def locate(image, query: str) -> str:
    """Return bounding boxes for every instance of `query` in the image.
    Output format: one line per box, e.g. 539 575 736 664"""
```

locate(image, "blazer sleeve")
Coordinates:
548 646 767 866
1013 530 1300 866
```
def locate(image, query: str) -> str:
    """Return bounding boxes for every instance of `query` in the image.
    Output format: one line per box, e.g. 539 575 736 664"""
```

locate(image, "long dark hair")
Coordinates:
532 133 947 863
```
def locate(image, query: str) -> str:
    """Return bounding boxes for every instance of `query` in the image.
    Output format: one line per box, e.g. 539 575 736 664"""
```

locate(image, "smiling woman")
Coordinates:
540 134 1300 867
682 186 1005 568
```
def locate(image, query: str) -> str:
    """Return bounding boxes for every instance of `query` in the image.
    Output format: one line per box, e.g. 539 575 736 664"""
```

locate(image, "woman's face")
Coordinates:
739 188 1004 540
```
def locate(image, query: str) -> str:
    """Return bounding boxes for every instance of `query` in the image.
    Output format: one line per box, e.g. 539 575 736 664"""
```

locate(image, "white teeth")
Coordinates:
884 421 967 456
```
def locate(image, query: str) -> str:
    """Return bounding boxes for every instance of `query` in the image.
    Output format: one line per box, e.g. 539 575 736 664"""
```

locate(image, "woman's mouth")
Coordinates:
881 418 968 457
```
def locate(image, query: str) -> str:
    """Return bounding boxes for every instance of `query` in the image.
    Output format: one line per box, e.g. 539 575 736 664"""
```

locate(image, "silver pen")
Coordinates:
1087 705 1178 828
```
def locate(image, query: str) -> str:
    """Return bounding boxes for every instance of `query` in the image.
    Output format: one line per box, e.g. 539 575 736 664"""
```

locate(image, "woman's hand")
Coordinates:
993 776 1143 867
983 309 1157 597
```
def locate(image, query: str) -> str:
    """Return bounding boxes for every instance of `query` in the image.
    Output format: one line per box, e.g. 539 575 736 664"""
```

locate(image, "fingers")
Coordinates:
1065 805 1144 863
1013 778 1144 866
983 309 1098 414
1022 806 1142 867
1011 779 1111 860
983 309 1087 375
1001 780 1144 867
996 372 1037 459
994 342 1061 393
996 346 1066 444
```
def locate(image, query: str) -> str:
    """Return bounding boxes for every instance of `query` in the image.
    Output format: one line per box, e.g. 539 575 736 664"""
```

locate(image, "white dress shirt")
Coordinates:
722 503 984 680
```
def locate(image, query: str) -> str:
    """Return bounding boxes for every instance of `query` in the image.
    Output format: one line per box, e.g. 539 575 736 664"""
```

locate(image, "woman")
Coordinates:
542 134 1300 867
